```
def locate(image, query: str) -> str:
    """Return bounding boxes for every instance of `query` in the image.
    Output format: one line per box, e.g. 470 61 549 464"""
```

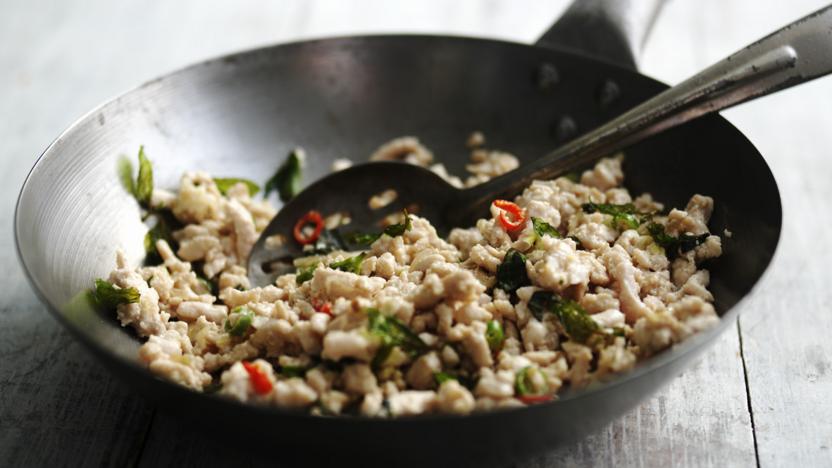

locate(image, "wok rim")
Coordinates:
14 33 783 424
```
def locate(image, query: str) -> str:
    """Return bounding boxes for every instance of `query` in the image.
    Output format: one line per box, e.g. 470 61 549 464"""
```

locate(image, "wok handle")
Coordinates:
535 0 667 69
457 5 832 222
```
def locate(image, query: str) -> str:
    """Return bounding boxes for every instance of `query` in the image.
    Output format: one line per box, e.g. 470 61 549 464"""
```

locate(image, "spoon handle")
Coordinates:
459 4 832 213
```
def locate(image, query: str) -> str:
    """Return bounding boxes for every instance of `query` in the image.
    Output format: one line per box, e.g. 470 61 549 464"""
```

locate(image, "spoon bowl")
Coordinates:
248 162 459 285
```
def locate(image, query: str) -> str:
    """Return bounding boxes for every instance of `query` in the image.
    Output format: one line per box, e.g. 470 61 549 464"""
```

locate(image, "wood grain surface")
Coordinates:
1 1 830 467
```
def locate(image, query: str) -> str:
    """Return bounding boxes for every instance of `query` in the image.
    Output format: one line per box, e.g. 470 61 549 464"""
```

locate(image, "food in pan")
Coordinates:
94 135 722 417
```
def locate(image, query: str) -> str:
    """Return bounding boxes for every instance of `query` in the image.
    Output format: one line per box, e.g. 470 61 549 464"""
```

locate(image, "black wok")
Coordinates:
14 0 781 465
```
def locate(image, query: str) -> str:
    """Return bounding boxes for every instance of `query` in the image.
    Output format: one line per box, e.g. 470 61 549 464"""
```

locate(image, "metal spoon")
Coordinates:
249 5 832 287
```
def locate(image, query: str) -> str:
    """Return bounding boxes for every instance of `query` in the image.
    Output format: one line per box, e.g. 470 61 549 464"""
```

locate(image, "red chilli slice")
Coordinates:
311 298 333 316
293 210 324 245
518 394 553 405
492 199 526 233
242 361 274 395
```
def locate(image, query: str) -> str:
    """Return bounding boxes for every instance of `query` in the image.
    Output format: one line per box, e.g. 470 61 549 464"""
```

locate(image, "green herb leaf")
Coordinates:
485 320 505 351
647 222 676 249
531 217 560 239
117 155 135 196
196 275 216 296
343 231 382 247
225 306 254 337
382 210 412 237
213 177 260 197
371 343 394 370
527 291 600 343
265 149 303 202
92 279 140 309
329 253 366 274
296 265 317 285
582 202 645 230
141 209 181 266
343 210 412 248
279 365 308 378
678 233 709 252
581 202 636 215
367 308 427 365
434 371 457 386
135 146 153 207
143 217 171 264
495 248 531 295
646 223 709 254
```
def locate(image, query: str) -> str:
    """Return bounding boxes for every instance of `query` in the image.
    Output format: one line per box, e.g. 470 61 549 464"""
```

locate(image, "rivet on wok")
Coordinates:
554 116 577 141
536 63 559 91
597 79 621 109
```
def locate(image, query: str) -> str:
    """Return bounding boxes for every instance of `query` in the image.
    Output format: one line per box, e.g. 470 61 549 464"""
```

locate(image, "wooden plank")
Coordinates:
731 70 832 468
0 2 163 466
646 0 832 465
529 330 756 468
0 301 154 466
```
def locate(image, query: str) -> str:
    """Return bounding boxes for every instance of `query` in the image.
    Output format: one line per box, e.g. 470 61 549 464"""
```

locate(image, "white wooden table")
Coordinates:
2 1 830 466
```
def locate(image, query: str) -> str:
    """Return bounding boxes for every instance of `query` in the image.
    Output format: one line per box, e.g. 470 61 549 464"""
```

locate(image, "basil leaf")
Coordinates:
143 216 172 264
343 231 382 247
142 209 181 266
265 149 303 202
213 177 260 197
647 222 676 249
647 223 709 254
434 371 457 386
329 253 366 274
296 265 317 285
382 210 412 237
343 210 411 248
279 365 308 378
678 232 710 253
367 308 427 362
135 146 153 207
531 217 560 239
495 248 530 295
93 279 140 309
196 275 217 296
581 202 637 216
582 202 646 230
117 155 135 196
371 343 394 370
527 291 600 343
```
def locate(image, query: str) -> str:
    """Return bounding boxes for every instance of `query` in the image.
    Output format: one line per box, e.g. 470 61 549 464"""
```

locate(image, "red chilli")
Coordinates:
311 298 333 316
492 199 526 233
293 210 324 245
242 361 274 395
518 394 553 405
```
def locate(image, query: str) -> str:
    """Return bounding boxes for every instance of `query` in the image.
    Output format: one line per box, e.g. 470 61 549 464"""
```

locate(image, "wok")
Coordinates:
14 0 781 465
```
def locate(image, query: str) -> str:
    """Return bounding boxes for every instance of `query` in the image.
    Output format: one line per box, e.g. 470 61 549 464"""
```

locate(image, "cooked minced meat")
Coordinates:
100 137 721 417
